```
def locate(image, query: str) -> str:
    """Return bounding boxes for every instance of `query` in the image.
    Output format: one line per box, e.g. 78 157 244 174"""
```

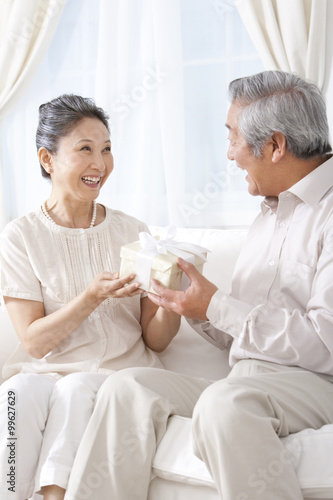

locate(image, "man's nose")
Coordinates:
227 144 234 161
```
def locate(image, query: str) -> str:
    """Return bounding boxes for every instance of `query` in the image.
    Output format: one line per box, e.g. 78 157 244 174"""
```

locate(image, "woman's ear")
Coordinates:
271 132 287 163
38 147 53 174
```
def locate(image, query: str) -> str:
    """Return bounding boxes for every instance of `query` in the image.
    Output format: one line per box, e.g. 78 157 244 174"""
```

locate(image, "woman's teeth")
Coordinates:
82 176 100 185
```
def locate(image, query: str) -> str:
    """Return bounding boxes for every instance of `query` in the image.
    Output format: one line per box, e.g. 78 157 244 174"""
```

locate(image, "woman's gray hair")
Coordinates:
228 71 332 159
36 94 110 178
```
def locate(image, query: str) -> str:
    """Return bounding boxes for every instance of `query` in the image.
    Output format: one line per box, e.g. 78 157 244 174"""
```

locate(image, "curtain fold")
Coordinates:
235 0 327 89
0 0 66 229
95 0 186 226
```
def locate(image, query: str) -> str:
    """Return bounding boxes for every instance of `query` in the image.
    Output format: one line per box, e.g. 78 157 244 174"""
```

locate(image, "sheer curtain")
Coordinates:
235 0 328 89
95 0 186 226
95 0 264 227
2 0 264 228
2 0 100 223
0 0 66 230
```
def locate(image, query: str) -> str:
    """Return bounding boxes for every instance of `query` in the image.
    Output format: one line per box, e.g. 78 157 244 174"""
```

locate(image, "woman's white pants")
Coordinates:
0 372 108 499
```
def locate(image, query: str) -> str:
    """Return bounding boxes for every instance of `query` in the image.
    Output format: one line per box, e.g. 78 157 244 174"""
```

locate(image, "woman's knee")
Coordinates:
95 367 179 426
54 372 107 396
1 373 55 410
0 374 55 437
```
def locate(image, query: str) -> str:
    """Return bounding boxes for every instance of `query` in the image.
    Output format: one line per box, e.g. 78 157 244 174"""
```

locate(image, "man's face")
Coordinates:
226 102 277 197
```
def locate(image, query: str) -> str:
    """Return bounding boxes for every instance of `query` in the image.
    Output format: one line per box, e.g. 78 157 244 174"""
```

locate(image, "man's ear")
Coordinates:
38 147 53 174
271 132 287 163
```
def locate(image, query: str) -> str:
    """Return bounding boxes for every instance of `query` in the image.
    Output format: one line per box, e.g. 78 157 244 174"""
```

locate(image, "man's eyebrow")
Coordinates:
225 123 231 130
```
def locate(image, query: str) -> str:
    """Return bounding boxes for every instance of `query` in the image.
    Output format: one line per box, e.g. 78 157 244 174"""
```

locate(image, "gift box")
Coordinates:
119 229 208 294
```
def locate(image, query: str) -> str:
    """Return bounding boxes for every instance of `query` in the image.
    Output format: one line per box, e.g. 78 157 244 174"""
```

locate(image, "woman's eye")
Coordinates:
81 146 91 151
103 146 111 152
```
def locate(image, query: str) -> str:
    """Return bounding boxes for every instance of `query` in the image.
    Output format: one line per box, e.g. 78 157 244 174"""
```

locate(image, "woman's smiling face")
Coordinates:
47 117 114 202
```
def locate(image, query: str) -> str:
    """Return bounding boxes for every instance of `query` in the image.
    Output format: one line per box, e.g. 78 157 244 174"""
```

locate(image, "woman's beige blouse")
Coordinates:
0 207 161 379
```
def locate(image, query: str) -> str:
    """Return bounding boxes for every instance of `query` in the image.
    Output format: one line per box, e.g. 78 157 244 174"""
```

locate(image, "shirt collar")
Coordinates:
288 155 333 207
261 196 278 215
261 155 333 215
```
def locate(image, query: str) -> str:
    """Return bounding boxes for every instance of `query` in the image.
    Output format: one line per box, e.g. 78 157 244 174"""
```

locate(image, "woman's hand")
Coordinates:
86 272 142 306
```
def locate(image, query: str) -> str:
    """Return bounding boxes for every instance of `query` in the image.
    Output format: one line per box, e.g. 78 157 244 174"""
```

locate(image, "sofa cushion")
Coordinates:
148 477 219 500
153 415 214 488
157 317 231 380
153 415 333 499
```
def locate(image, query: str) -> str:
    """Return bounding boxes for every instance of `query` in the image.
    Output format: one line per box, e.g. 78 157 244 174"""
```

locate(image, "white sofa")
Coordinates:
1 227 333 500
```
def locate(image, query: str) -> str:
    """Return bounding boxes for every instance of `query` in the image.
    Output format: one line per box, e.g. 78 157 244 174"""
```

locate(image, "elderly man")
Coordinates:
65 71 333 500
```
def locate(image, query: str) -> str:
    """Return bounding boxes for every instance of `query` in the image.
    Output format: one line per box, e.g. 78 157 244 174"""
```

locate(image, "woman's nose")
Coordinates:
91 153 106 171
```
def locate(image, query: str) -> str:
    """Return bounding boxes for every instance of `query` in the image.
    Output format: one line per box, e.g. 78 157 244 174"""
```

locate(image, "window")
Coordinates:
2 0 264 227
2 0 100 220
180 0 263 226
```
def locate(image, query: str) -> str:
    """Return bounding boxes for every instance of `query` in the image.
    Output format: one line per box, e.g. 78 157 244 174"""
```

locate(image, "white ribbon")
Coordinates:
135 226 209 291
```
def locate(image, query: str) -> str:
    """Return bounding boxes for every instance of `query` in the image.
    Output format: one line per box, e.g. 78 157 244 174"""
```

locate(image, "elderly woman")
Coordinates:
0 94 180 500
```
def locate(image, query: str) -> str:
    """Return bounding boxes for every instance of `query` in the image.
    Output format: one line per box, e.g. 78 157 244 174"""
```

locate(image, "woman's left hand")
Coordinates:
86 272 143 303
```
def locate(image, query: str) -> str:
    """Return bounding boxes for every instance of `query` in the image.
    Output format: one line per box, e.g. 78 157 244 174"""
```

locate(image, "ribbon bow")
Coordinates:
135 226 209 291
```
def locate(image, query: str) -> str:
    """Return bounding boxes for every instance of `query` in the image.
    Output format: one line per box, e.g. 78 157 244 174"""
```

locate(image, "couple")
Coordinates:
1 70 333 500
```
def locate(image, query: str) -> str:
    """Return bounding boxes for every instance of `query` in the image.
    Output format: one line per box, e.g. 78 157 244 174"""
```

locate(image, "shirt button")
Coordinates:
268 260 275 267
279 220 286 228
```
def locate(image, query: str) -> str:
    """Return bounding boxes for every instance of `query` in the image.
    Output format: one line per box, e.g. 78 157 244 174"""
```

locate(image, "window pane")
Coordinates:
2 0 264 227
180 0 264 227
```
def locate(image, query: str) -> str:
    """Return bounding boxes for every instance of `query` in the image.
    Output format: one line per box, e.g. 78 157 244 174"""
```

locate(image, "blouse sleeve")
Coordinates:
0 223 43 304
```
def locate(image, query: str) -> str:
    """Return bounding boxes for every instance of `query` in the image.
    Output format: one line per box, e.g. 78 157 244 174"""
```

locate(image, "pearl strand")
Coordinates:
41 200 97 228
90 200 97 228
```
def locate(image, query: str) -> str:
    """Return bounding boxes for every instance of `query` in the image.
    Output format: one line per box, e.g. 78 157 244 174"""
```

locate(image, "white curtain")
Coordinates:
235 0 328 89
0 0 66 230
95 0 186 226
2 0 265 228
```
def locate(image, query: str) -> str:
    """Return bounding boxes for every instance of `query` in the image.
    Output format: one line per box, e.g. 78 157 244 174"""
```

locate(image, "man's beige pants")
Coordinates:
65 360 333 500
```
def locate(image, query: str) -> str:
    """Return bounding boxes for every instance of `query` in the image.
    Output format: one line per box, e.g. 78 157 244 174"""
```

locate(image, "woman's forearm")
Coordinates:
5 272 142 359
29 291 102 358
7 289 103 359
141 299 181 352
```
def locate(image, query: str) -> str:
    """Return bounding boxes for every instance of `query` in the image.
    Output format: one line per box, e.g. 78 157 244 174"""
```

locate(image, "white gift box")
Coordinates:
119 229 208 293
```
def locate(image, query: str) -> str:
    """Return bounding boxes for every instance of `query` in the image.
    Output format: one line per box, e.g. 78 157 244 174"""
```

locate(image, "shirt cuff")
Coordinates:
206 289 253 339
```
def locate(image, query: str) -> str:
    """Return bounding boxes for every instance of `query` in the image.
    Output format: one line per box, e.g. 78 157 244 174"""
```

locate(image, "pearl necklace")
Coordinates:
41 200 97 228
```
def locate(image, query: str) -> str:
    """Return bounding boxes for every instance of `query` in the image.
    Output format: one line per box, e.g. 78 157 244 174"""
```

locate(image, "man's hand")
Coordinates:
147 258 218 320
